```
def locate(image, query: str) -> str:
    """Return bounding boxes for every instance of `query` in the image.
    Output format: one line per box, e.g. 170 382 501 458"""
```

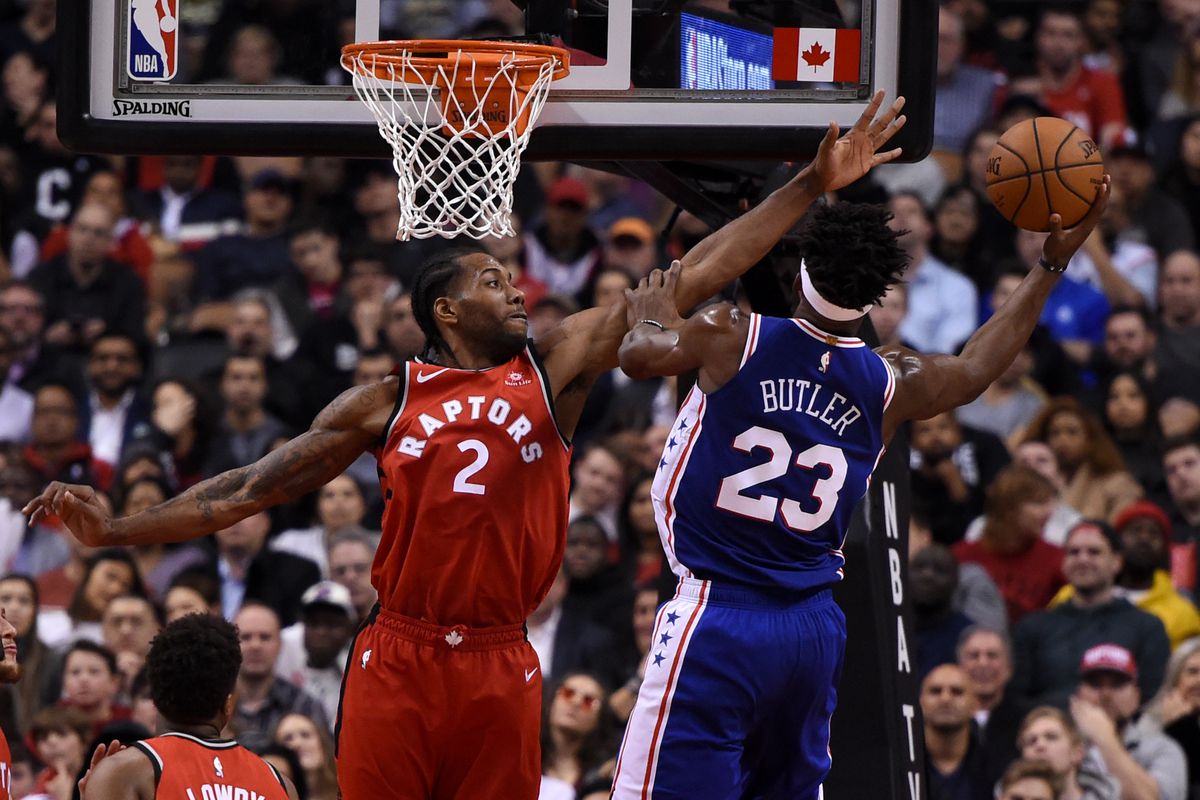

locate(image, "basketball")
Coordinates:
985 117 1105 232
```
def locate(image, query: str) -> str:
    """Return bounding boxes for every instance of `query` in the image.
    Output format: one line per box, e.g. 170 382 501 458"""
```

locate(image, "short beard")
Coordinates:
0 660 21 684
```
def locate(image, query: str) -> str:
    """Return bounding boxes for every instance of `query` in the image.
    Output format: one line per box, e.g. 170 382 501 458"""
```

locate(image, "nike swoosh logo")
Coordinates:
524 668 538 683
416 368 450 384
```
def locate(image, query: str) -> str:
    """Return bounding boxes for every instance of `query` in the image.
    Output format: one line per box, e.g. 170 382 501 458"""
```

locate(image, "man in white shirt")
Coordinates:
81 333 149 469
889 192 979 353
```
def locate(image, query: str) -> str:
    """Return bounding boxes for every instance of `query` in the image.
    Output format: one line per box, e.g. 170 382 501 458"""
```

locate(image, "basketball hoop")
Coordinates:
341 40 570 241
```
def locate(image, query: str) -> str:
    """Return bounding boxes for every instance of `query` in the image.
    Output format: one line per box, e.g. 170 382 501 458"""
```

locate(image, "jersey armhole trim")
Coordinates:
266 761 287 791
738 312 761 369
873 350 898 411
527 343 572 452
132 741 162 786
379 364 412 450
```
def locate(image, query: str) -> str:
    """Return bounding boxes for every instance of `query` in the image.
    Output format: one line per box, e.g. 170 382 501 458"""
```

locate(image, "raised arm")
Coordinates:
882 179 1111 439
538 93 908 406
619 263 748 392
670 90 907 313
23 381 394 547
79 747 155 800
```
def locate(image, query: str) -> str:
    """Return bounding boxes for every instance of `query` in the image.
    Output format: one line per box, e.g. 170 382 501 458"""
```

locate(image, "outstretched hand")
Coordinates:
1041 175 1112 269
78 740 125 796
809 90 907 192
624 262 685 331
22 481 114 547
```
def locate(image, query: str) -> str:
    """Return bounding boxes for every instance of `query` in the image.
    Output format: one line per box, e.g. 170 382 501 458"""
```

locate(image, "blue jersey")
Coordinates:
652 313 894 594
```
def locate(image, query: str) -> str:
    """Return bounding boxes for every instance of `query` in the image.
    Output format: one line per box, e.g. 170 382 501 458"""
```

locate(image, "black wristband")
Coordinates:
1038 257 1067 274
637 319 666 331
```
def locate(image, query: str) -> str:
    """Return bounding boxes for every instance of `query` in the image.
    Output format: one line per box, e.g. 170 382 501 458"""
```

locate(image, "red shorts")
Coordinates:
335 607 543 800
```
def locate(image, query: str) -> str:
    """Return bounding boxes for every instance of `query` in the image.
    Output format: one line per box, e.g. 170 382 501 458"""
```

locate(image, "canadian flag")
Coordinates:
773 28 861 83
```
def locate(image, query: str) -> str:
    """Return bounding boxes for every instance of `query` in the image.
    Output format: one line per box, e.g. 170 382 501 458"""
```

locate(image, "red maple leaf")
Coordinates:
802 42 832 70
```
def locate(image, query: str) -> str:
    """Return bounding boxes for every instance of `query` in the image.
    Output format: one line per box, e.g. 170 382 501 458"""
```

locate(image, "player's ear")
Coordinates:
221 693 236 724
433 296 458 327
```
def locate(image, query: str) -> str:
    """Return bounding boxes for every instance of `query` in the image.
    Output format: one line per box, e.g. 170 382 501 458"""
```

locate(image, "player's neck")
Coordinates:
165 719 226 741
792 305 863 339
432 338 513 371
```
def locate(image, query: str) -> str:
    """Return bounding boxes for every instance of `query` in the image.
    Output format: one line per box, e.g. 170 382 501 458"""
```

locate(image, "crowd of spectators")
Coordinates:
0 0 1198 798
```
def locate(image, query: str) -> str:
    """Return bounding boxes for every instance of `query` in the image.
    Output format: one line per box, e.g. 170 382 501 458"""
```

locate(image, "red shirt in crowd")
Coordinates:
953 537 1066 625
1041 66 1129 147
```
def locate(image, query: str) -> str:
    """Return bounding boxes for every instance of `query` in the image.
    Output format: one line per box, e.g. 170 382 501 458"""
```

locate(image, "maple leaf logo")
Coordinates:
802 42 832 70
445 630 464 647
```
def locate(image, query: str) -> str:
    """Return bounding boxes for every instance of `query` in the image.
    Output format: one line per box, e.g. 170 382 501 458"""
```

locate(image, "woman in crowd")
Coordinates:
38 549 147 649
608 582 660 723
1148 637 1200 796
275 712 338 800
1160 114 1200 241
619 472 664 586
953 465 1065 625
272 473 373 577
143 378 214 490
0 573 59 733
114 474 209 601
541 671 619 791
930 183 993 290
256 743 310 800
162 568 222 623
1021 398 1143 522
1018 706 1119 800
1100 370 1168 505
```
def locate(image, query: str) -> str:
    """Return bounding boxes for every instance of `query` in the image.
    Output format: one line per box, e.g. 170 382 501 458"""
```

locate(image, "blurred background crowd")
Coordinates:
0 0 1198 799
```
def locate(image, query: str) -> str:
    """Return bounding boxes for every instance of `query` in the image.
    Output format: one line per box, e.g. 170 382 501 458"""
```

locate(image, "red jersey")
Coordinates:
1041 66 1129 144
133 733 289 800
0 727 11 800
375 346 571 627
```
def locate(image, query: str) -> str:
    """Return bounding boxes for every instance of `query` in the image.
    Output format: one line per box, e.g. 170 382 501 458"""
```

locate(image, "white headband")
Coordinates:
799 259 871 322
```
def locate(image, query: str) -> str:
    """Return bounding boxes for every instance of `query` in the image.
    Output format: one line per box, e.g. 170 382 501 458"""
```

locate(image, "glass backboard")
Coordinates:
59 0 935 162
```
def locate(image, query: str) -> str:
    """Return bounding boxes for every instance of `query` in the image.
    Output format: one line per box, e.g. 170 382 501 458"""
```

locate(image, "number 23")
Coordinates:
714 426 847 532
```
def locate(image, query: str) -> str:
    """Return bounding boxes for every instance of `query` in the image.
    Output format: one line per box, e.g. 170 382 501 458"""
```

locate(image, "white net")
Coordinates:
344 45 565 241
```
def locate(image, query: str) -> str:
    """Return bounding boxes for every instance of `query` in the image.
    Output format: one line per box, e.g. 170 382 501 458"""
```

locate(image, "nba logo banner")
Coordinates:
127 0 179 81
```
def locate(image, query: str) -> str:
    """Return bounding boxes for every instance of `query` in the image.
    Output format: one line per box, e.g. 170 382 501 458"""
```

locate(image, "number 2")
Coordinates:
453 439 489 495
714 426 848 532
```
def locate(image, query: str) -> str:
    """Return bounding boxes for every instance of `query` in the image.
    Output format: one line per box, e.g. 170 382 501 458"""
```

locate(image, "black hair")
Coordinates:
285 214 339 241
795 202 909 310
410 246 484 363
1163 434 1200 460
1039 2 1085 26
167 566 222 609
992 258 1030 288
253 744 309 798
1106 304 1155 330
64 639 118 676
1065 518 1122 553
68 548 149 622
146 613 242 725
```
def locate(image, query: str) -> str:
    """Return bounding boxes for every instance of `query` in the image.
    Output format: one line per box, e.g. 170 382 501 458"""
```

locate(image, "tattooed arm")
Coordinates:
23 381 395 547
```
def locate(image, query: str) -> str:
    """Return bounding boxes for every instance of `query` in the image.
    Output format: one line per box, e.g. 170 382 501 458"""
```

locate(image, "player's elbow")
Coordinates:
618 340 658 380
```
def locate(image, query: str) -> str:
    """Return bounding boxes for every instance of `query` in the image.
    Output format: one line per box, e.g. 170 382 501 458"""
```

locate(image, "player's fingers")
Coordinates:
853 89 885 130
820 121 838 150
1048 213 1064 236
869 96 905 138
876 114 907 145
872 148 903 166
1072 176 1111 232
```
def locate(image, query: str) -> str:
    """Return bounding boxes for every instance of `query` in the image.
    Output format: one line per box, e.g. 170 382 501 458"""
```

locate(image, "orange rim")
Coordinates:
341 40 571 84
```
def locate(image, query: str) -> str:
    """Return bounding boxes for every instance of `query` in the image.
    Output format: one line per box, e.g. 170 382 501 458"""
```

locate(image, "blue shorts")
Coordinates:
611 578 846 800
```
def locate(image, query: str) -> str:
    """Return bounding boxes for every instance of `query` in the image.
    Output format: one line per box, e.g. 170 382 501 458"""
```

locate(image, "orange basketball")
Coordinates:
985 117 1105 232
